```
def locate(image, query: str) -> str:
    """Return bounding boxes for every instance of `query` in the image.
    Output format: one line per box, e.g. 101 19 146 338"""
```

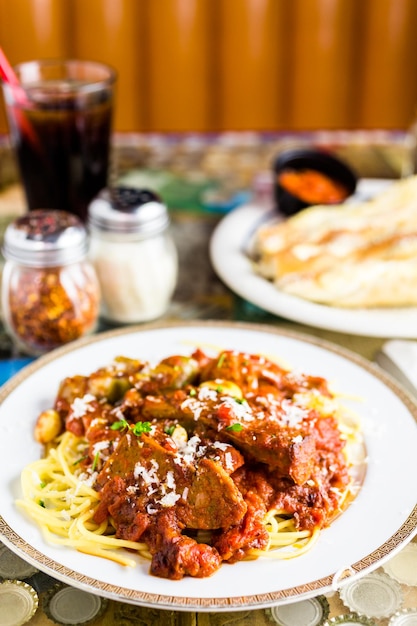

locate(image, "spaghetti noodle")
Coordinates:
18 432 150 567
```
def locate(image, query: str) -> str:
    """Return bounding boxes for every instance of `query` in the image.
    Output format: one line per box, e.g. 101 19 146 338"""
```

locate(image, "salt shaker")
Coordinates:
1 210 100 356
88 187 178 324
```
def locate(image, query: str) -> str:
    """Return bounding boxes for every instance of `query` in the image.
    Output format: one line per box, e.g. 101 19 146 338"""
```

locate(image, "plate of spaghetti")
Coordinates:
0 321 416 611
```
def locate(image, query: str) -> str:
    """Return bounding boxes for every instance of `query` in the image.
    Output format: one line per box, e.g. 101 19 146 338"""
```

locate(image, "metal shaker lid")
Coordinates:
87 187 170 236
2 210 88 267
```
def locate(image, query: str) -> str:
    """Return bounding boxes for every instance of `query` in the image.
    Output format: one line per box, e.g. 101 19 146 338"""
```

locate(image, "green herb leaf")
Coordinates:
110 418 129 431
38 500 45 508
92 451 100 472
164 425 176 436
189 388 197 397
217 353 226 368
131 421 152 436
72 455 88 466
111 417 152 437
226 423 243 432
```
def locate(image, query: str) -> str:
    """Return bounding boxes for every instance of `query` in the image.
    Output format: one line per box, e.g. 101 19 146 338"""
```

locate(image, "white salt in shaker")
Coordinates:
88 187 178 324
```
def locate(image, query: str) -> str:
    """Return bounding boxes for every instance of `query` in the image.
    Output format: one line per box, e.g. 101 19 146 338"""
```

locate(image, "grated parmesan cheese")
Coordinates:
198 387 218 402
225 452 234 470
91 440 110 455
166 471 176 489
159 492 181 508
281 399 309 427
212 441 230 451
177 435 207 465
70 394 96 418
219 397 254 421
134 458 160 486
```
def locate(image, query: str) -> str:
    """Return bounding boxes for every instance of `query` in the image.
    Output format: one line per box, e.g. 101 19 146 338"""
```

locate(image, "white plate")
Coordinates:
210 179 417 338
0 321 416 612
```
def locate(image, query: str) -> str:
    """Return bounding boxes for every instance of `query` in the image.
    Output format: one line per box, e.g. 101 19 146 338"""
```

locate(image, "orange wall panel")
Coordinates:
143 0 215 132
216 0 289 131
288 0 360 130
356 0 417 129
70 0 145 132
1 0 417 134
0 0 71 63
0 0 71 134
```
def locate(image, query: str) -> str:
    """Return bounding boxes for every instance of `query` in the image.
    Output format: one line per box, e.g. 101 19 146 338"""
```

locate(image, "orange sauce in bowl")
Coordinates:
278 168 349 204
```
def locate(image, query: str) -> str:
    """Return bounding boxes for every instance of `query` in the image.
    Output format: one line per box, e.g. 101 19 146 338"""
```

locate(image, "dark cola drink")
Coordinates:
3 60 116 221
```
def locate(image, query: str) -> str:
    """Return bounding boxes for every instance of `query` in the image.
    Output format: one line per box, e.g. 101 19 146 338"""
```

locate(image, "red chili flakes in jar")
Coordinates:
5 265 99 354
1 210 100 356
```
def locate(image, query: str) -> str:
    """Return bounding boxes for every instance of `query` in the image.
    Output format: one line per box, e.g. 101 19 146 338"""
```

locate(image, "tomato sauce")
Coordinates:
47 349 353 580
278 168 349 204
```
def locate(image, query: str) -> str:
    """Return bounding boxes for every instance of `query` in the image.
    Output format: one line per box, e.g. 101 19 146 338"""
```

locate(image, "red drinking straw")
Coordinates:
0 46 20 85
0 46 39 146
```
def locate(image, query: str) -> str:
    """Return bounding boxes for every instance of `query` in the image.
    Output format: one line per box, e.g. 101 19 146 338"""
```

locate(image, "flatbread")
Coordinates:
254 175 417 308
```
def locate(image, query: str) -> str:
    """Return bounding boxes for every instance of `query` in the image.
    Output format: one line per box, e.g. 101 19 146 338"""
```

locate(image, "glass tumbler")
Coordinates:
2 59 116 221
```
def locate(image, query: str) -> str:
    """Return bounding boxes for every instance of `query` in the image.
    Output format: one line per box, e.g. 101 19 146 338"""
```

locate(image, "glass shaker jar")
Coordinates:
1 210 100 356
88 187 178 324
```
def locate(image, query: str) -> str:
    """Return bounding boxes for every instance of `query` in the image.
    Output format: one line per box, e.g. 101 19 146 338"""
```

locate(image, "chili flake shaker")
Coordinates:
1 210 100 356
88 187 178 324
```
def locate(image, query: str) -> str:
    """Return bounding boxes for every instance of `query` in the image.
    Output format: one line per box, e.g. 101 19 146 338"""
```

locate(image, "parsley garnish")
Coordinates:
164 425 176 436
110 417 130 431
189 388 197 397
72 455 88 466
216 353 226 368
111 418 152 437
131 421 152 436
91 451 100 472
226 423 243 432
38 500 45 508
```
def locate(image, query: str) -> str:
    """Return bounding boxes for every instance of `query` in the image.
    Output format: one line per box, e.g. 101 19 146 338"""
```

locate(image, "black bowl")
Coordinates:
273 148 358 216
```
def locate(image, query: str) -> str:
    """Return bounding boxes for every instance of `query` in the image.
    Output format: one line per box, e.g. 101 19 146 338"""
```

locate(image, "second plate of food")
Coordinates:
210 178 417 337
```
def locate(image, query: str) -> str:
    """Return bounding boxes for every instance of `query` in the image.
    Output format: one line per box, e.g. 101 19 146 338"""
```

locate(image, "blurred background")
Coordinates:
1 0 417 135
